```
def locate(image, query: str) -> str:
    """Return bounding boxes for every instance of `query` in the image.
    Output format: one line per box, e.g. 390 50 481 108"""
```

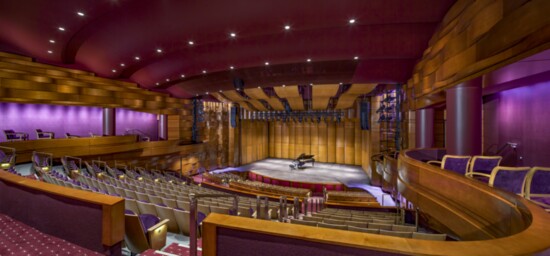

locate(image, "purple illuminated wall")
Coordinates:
483 80 550 167
116 108 158 140
0 102 158 141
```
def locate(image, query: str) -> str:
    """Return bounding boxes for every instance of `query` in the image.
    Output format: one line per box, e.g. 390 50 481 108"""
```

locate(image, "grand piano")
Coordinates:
289 153 315 169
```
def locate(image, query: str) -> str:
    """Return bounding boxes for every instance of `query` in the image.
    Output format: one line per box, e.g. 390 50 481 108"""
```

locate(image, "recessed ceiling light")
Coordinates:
206 92 209 95
230 66 234 70
219 90 222 93
77 11 85 17
112 69 116 73
354 56 359 60
339 82 343 85
180 74 185 78
202 70 207 74
156 82 160 86
258 86 261 89
49 39 55 44
229 32 236 38
284 25 291 30
47 50 53 54
310 83 313 86
265 62 269 66
307 58 311 62
282 84 286 87
134 56 140 60
196 94 199 96
188 41 194 45
349 19 356 24
58 27 65 31
156 48 163 53
120 63 125 67
166 78 170 82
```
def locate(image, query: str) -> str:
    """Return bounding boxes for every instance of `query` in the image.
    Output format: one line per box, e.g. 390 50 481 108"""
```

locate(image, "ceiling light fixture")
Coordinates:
349 19 356 24
188 41 194 45
180 74 185 78
202 70 207 74
166 78 170 82
258 86 261 89
284 25 291 30
354 56 359 60
58 27 65 31
265 62 269 66
206 92 209 95
156 48 163 53
219 90 222 93
310 83 313 86
120 63 125 67
47 50 53 54
230 66 234 70
112 69 116 73
134 56 140 60
77 11 85 17
49 39 55 44
339 82 343 85
307 58 311 62
229 32 236 38
282 84 286 87
156 82 160 86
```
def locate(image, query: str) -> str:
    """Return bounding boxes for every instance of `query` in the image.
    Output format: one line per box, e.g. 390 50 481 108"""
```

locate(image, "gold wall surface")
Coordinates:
240 120 269 165
409 0 550 109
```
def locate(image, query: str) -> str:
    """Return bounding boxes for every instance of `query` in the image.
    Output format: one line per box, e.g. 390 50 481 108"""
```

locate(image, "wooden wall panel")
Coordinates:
303 122 311 155
295 122 304 157
288 122 295 158
310 123 319 159
327 122 336 163
275 122 282 158
269 122 275 156
354 119 362 166
410 0 550 109
318 123 328 162
344 121 355 165
167 115 180 140
239 120 268 165
335 123 345 164
281 122 289 159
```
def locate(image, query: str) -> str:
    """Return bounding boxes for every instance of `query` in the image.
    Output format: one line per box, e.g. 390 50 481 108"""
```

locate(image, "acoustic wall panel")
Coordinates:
327 122 336 163
336 123 345 164
318 123 328 162
344 121 355 165
288 122 296 158
275 121 282 158
281 122 290 159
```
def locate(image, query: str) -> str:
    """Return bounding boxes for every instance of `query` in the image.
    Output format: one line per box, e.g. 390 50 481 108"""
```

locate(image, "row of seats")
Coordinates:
230 180 311 198
429 155 550 210
325 191 377 203
204 172 244 184
289 218 446 240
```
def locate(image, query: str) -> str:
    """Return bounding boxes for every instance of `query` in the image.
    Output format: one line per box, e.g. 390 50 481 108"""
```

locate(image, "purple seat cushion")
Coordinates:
471 158 500 175
493 170 529 194
139 214 160 234
443 158 470 175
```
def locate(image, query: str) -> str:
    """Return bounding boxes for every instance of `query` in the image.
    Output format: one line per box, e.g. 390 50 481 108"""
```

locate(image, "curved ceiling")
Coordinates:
0 0 455 98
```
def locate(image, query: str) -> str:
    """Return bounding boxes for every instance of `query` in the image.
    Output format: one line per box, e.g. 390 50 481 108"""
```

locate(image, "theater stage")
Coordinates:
211 158 395 206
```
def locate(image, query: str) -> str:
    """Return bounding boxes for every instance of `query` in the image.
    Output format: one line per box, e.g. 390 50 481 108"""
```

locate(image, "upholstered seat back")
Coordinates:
489 166 531 195
442 155 471 175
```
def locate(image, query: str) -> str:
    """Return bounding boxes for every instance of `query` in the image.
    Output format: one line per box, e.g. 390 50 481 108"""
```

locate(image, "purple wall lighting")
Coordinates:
483 80 550 167
116 108 158 141
0 102 102 140
0 102 159 142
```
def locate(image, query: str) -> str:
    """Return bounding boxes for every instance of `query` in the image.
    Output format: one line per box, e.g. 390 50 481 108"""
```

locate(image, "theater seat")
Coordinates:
412 232 447 241
154 205 180 233
3 129 28 141
525 167 550 209
172 208 191 235
379 229 412 238
466 156 502 180
489 166 531 196
124 212 169 255
347 226 379 234
428 155 471 175
317 222 347 230
35 129 54 139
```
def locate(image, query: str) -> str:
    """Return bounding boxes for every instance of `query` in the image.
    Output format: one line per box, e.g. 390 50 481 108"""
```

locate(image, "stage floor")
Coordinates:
211 158 395 206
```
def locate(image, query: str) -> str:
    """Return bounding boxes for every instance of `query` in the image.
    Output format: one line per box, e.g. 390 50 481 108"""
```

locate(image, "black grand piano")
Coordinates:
289 153 315 169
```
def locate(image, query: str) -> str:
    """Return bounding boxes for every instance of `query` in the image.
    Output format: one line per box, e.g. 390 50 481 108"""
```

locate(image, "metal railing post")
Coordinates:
189 193 198 256
293 197 300 219
279 196 287 222
263 197 269 220
415 207 420 229
304 197 309 216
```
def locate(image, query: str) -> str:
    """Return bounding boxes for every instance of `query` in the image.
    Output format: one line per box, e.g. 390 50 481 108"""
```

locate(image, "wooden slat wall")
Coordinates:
240 120 268 165
167 115 180 140
409 0 550 109
267 118 366 165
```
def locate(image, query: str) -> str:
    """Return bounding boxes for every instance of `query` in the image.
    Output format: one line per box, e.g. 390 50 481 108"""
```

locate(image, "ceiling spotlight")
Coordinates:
206 92 209 95
310 83 313 86
339 82 343 85
58 27 65 31
258 86 261 89
219 90 222 93
229 32 236 38
349 19 356 24
77 11 85 17
202 70 207 74
282 84 286 87
265 62 269 66
165 78 170 82
112 69 116 73
47 50 53 54
49 39 55 44
180 74 185 78
354 56 359 60
230 66 234 70
156 82 160 86
120 63 125 67
188 41 194 45
156 48 163 53
307 58 311 62
134 56 140 60
284 25 291 30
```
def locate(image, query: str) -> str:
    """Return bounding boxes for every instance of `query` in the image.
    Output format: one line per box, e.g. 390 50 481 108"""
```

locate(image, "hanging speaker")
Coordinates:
230 106 238 128
360 101 370 130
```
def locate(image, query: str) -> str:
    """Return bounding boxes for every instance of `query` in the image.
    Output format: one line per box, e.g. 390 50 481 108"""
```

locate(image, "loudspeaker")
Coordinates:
230 106 238 128
360 101 370 130
233 78 244 91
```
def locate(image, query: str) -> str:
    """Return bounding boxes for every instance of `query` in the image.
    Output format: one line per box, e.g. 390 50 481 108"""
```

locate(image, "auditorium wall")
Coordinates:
483 78 550 167
0 102 159 141
241 120 268 165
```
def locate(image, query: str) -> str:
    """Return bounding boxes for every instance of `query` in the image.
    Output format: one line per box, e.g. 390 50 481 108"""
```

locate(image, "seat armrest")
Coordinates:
426 160 442 166
146 219 169 250
465 172 492 179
